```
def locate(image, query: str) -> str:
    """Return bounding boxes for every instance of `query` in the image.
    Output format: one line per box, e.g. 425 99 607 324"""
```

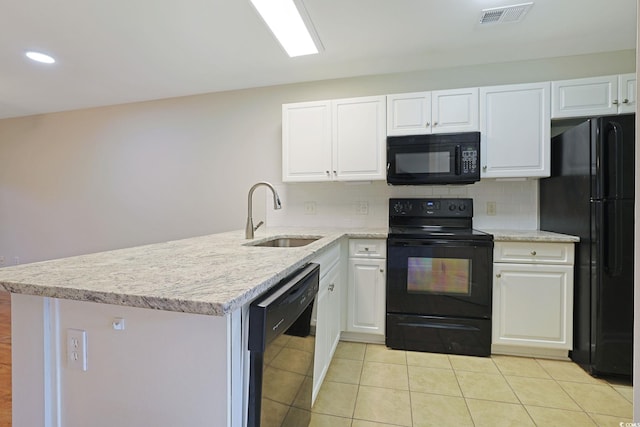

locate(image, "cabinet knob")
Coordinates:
482 165 487 172
380 269 384 273
613 99 619 105
496 273 501 278
364 247 370 251
328 283 335 292
425 122 430 127
333 170 337 176
531 251 537 256
326 170 330 176
433 122 438 126
623 98 630 104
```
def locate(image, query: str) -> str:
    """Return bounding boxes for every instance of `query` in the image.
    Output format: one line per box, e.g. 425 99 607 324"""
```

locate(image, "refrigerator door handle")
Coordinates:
606 121 623 199
603 202 624 277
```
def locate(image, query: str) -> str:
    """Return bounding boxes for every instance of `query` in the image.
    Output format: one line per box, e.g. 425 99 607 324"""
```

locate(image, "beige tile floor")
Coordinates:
311 342 633 427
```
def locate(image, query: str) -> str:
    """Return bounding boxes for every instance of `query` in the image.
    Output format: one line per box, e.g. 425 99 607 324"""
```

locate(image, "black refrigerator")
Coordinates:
540 113 634 378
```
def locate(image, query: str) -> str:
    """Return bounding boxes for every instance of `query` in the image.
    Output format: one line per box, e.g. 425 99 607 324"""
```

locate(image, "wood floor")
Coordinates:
0 291 10 427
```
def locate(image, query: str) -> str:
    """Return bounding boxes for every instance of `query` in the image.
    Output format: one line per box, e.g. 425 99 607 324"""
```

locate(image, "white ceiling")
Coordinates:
1 0 636 119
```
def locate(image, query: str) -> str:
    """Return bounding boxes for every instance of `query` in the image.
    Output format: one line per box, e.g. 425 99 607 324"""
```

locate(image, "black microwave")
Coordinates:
387 132 481 185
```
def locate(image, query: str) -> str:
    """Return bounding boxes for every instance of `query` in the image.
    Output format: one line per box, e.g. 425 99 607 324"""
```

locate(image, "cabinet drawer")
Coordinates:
349 239 386 258
494 242 574 265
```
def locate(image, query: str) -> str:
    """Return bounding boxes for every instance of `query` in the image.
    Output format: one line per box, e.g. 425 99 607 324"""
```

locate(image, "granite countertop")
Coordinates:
481 229 580 243
0 227 386 317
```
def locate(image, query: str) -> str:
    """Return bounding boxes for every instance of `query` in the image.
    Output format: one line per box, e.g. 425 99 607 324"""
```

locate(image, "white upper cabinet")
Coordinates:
282 100 332 182
333 96 387 181
282 96 386 182
480 82 551 179
551 74 636 118
618 73 636 114
387 88 479 136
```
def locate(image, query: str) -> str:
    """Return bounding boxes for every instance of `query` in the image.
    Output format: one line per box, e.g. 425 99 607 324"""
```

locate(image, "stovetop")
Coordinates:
388 197 493 241
387 225 493 240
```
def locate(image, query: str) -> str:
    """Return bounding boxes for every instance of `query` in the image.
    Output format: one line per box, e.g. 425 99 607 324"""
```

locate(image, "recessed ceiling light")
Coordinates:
25 51 56 64
250 0 320 57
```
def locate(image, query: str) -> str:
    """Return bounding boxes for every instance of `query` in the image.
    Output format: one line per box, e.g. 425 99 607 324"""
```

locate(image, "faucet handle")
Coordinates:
253 221 264 232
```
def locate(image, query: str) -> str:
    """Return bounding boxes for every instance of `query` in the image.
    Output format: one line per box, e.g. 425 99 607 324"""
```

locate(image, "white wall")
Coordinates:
0 50 635 264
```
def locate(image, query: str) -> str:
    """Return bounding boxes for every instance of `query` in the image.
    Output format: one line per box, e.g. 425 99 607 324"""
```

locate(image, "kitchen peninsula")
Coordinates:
0 226 578 427
0 227 384 427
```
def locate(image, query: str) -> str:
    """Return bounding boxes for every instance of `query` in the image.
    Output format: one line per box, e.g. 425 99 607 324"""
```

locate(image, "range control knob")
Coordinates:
448 204 457 211
458 204 467 211
393 202 403 213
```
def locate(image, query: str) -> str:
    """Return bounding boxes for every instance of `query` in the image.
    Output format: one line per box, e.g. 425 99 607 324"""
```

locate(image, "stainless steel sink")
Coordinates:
249 237 321 248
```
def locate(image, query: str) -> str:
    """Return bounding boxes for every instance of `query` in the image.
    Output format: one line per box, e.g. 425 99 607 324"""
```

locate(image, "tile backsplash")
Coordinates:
267 179 538 230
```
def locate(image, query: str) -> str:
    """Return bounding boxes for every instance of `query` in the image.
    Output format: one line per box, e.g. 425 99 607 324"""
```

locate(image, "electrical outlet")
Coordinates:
13 256 19 265
0 256 5 266
303 201 317 215
356 201 369 215
486 201 497 216
67 329 88 371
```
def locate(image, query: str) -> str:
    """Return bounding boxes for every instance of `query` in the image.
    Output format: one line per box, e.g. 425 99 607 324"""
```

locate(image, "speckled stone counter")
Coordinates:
481 229 579 243
0 227 386 316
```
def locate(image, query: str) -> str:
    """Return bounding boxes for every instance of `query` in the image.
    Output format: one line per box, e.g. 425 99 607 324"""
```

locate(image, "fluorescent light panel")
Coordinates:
250 0 319 57
26 51 56 64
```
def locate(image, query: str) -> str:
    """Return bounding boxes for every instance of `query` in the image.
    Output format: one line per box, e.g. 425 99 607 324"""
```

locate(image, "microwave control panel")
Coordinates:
461 147 478 174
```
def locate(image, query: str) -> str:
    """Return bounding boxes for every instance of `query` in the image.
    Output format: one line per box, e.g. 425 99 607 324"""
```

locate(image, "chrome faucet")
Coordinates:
246 181 282 239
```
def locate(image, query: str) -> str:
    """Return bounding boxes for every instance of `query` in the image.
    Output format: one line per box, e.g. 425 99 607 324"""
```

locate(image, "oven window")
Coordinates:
407 257 471 295
396 152 450 174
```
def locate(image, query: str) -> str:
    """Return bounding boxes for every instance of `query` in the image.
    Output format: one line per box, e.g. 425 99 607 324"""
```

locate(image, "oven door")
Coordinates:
386 237 493 318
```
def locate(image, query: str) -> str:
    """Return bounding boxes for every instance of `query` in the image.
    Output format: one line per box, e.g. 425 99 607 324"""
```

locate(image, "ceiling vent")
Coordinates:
479 2 533 25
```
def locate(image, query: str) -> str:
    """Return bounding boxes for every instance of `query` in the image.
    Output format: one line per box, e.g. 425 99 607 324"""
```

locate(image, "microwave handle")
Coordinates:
455 145 461 175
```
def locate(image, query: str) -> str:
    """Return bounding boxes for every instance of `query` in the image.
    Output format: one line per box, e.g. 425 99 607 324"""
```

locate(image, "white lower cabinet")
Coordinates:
311 244 342 402
346 239 386 339
492 241 574 358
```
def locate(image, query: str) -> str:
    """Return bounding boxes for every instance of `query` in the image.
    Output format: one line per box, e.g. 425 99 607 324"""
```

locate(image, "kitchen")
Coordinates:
0 0 638 426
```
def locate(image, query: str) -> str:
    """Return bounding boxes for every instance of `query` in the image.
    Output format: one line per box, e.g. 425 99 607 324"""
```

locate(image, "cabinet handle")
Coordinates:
623 99 630 104
482 165 487 172
364 247 370 251
380 269 384 273
328 283 335 292
531 251 537 256
333 170 337 176
433 122 438 126
496 273 501 278
326 170 330 176
613 99 619 105
425 122 430 127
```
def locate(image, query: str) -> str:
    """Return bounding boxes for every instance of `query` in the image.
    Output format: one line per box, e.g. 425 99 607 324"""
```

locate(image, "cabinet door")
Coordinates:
282 101 332 182
432 87 479 134
493 263 573 349
333 96 386 181
313 282 329 401
618 73 636 114
326 264 341 360
347 258 385 335
386 92 432 136
480 82 550 178
551 75 618 118
312 262 341 402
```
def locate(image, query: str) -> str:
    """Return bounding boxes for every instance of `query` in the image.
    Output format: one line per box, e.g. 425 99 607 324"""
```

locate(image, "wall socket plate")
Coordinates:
356 201 369 215
303 201 317 215
67 329 88 371
486 201 497 216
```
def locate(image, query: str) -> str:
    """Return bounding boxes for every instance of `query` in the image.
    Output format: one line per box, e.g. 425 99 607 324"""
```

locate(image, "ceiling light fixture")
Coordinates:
250 0 320 57
25 51 56 64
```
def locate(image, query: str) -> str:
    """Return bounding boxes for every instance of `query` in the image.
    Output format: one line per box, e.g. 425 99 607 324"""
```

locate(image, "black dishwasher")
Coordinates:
247 263 319 427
